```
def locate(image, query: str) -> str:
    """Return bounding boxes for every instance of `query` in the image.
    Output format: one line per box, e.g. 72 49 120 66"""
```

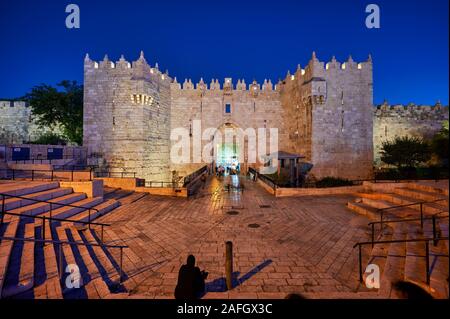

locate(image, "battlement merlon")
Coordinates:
374 101 449 114
83 51 172 83
282 52 373 84
0 100 28 108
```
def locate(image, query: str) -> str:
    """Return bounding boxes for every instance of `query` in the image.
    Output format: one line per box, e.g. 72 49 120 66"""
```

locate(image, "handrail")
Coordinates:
353 236 449 286
183 165 208 186
1 192 105 241
368 209 449 249
375 198 448 234
376 198 448 213
0 167 94 182
0 236 127 283
94 171 137 178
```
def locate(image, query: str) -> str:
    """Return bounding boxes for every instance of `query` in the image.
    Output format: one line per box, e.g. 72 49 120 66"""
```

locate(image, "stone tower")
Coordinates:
280 52 374 179
83 52 171 181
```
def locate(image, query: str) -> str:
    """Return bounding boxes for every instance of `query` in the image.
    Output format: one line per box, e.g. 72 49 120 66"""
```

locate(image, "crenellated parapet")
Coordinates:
280 52 373 107
374 100 449 119
170 77 278 99
84 51 171 84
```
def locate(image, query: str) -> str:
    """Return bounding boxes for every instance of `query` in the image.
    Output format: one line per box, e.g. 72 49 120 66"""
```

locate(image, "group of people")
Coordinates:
215 163 240 177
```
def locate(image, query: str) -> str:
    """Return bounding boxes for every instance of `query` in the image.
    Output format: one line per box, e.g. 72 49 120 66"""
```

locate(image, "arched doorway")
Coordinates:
212 122 248 176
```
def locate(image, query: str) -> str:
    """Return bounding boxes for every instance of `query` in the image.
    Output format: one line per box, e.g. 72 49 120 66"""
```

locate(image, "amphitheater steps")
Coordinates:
1 222 35 298
3 187 74 211
0 181 60 197
69 228 119 298
405 182 449 197
56 226 113 299
0 220 20 296
8 193 87 217
33 219 63 299
393 187 448 206
378 223 407 298
71 199 120 226
40 197 104 220
348 181 449 298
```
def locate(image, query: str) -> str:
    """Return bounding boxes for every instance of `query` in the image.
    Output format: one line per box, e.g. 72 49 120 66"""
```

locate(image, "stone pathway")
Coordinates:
96 175 373 299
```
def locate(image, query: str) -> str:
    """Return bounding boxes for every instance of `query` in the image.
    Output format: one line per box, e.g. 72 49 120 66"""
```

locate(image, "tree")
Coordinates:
24 80 83 145
30 132 67 145
380 136 431 169
431 121 449 165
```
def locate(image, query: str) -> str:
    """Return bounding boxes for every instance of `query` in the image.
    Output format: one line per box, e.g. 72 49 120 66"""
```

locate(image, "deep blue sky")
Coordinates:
0 0 448 105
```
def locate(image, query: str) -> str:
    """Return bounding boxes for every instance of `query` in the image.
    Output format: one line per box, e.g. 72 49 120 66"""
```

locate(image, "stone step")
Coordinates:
428 235 449 299
374 192 448 215
405 182 449 197
3 187 73 211
33 220 63 299
40 197 104 221
117 193 146 206
360 198 419 220
359 230 393 293
103 187 119 196
404 224 429 288
378 223 407 298
347 201 381 220
56 226 110 299
72 199 120 227
1 222 36 298
0 181 60 198
68 228 115 298
438 219 449 255
80 229 121 283
0 220 20 296
393 187 448 205
9 193 87 217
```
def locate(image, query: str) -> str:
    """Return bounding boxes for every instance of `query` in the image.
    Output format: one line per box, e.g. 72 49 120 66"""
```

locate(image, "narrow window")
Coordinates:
341 91 344 105
225 104 231 113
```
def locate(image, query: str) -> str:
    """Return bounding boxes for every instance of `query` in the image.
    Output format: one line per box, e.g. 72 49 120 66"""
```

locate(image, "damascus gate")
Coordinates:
83 51 374 182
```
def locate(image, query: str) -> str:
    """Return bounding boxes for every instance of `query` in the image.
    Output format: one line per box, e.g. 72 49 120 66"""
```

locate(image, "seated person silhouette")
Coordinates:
174 255 208 299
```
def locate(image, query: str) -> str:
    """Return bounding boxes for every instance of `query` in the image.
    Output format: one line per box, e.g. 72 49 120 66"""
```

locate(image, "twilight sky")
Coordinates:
0 0 448 105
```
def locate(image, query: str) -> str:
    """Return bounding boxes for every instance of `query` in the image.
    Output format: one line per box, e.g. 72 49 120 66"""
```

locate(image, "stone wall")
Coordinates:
170 77 286 176
373 102 449 165
83 52 171 181
279 53 374 180
0 101 63 144
83 51 447 182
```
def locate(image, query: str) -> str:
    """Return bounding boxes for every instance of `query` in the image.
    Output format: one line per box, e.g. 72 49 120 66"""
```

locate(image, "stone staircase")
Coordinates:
0 181 131 299
347 181 449 298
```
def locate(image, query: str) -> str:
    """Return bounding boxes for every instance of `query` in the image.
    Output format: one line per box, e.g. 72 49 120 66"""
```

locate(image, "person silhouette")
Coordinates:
174 255 208 299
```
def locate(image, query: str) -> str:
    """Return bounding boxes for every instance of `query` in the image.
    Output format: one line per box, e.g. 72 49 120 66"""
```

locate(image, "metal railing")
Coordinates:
353 237 449 286
0 168 94 182
145 181 183 188
94 171 137 179
1 193 104 239
368 212 449 248
248 167 277 191
183 165 208 186
0 236 127 283
374 198 448 232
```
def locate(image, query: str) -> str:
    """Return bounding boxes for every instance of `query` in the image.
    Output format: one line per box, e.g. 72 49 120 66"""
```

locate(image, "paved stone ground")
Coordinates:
96 175 374 299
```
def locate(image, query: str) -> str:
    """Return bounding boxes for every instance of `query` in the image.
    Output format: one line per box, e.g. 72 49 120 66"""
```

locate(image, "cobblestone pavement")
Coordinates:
97 175 373 299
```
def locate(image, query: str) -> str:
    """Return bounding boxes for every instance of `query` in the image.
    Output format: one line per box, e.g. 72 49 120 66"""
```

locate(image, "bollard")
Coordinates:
225 241 233 291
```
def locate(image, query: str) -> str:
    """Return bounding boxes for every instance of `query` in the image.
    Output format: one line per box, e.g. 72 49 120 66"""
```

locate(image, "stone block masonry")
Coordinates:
82 51 448 182
0 101 63 144
373 101 448 165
